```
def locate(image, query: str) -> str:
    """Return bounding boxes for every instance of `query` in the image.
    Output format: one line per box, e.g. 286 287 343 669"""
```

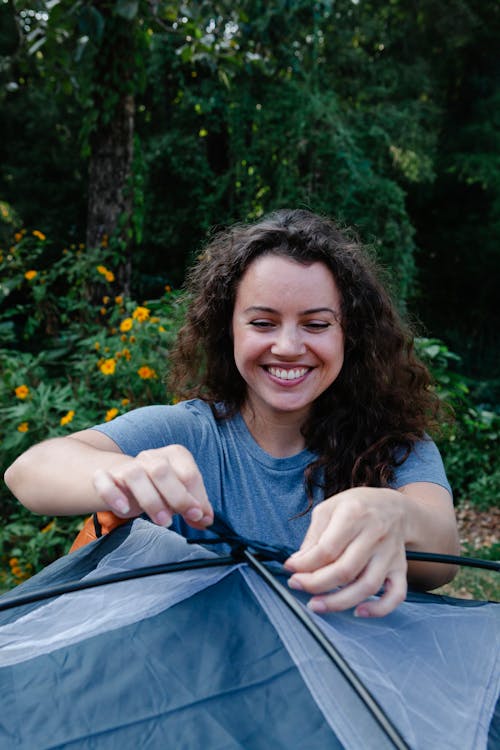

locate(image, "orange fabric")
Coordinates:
69 512 129 552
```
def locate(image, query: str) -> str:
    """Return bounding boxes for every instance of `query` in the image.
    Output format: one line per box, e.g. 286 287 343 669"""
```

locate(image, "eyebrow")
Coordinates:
243 306 338 315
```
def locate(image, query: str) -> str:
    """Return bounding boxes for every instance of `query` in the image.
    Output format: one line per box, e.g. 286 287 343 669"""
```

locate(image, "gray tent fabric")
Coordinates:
0 519 498 749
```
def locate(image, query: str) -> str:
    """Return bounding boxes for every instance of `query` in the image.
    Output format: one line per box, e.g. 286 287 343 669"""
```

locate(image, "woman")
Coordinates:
4 209 460 618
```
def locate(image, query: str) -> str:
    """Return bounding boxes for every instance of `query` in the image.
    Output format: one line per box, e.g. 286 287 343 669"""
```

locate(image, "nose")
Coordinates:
270 324 306 358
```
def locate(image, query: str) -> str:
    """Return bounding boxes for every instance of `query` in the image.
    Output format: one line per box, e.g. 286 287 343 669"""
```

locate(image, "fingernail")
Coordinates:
354 606 370 618
288 577 303 591
185 507 203 522
201 514 213 526
156 511 172 527
307 598 327 613
113 499 129 514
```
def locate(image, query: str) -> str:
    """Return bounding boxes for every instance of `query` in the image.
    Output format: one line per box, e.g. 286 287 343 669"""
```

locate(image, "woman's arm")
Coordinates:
284 482 459 618
4 429 213 529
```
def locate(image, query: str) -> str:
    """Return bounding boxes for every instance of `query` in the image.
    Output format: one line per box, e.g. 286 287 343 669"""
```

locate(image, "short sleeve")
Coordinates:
391 439 452 496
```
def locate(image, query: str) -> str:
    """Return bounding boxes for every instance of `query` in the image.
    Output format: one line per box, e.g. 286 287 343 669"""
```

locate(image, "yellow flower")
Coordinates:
99 358 116 375
60 410 75 426
97 265 114 282
132 306 150 322
158 326 166 333
100 307 107 315
121 398 130 406
115 296 123 305
94 342 101 350
121 348 131 361
15 384 30 399
32 230 46 241
165 284 172 293
14 232 23 242
24 270 37 281
17 422 29 433
120 317 133 332
102 296 110 304
137 365 157 380
41 520 54 533
9 558 19 567
105 407 119 422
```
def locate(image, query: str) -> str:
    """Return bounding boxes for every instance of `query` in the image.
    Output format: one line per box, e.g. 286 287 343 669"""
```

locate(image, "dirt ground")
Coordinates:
456 501 500 551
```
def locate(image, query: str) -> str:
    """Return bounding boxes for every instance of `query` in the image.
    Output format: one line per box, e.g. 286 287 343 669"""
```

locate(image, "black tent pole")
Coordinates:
242 548 411 750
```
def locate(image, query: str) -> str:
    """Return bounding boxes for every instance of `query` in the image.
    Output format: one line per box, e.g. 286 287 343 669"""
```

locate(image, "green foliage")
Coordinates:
0 224 185 583
416 338 500 509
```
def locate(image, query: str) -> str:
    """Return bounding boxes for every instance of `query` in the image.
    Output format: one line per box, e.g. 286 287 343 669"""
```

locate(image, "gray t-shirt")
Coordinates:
93 399 451 550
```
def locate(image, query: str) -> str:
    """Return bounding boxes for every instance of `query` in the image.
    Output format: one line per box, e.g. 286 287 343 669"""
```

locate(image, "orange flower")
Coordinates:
99 358 116 375
132 306 150 322
137 365 157 380
15 384 30 399
60 410 75 426
32 230 46 241
105 407 119 422
121 398 130 406
24 270 37 281
41 520 54 533
17 422 29 433
120 317 133 332
165 284 172 293
115 296 123 305
96 265 115 282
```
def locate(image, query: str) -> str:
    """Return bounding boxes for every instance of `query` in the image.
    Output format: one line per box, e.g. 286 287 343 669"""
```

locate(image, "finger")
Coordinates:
305 558 407 616
136 449 212 527
117 462 176 526
161 445 213 523
288 535 372 593
353 574 407 618
93 469 139 517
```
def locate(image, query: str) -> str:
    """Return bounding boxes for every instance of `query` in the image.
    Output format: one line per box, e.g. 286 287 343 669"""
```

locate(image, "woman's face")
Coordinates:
232 254 344 424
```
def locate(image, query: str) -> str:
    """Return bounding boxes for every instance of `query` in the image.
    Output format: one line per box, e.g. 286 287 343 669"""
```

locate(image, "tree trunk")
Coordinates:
86 92 135 294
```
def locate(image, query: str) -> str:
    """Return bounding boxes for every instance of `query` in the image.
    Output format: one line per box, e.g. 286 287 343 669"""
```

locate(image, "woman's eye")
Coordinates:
304 321 331 330
249 320 274 329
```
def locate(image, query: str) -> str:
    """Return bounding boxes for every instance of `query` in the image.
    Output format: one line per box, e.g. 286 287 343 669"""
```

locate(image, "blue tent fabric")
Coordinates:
0 519 498 750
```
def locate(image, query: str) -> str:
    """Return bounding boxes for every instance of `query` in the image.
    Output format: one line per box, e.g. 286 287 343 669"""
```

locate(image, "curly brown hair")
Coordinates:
168 208 443 509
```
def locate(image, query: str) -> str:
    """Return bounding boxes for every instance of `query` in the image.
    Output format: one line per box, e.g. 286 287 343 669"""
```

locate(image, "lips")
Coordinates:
265 366 310 381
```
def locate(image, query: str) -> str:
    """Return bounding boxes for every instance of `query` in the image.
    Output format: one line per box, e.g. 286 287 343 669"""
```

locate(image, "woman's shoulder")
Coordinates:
392 437 452 495
91 399 224 456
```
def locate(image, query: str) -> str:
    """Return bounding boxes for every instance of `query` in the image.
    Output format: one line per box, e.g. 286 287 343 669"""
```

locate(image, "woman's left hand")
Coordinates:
284 487 409 618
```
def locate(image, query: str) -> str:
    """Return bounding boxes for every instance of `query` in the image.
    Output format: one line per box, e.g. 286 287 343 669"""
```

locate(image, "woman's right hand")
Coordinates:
92 444 214 530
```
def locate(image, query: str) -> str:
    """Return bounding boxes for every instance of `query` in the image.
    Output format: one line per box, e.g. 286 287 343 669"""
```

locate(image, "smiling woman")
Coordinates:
231 256 345 448
4 209 460 619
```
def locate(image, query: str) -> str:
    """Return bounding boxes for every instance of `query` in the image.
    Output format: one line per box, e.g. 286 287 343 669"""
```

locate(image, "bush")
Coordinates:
0 226 185 587
416 338 500 508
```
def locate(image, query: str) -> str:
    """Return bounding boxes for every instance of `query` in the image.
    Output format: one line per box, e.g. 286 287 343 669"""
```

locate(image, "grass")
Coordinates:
435 566 499 603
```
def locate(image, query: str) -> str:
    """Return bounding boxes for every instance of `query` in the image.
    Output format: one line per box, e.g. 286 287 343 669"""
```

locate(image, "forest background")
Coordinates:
0 0 498 593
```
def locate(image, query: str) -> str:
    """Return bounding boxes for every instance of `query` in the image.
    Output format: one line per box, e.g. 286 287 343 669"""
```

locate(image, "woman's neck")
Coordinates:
240 402 307 458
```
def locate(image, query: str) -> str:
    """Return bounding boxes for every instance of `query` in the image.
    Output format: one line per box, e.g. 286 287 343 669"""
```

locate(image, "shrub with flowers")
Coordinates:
0 225 185 590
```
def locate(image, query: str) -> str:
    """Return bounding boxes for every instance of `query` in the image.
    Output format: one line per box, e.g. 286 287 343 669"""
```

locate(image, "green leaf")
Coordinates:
114 0 140 21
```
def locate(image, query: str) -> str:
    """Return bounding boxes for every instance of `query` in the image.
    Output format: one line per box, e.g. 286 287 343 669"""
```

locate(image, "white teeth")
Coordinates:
268 367 308 381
